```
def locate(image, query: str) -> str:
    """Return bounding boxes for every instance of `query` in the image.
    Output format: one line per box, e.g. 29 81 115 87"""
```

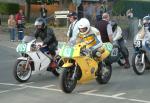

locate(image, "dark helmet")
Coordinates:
34 17 46 30
67 12 78 19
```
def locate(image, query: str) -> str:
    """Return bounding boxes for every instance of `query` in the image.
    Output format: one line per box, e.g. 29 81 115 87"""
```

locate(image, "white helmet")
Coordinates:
78 18 90 35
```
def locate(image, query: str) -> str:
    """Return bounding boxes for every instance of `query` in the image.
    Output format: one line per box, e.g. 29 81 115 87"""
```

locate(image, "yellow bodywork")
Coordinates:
74 56 98 83
59 42 111 84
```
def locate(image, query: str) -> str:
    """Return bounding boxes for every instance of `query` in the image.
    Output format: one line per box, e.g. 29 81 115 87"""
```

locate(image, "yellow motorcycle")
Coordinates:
59 42 113 93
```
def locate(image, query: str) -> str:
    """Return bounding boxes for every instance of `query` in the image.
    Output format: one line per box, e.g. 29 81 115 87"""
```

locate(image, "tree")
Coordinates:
25 0 77 22
112 0 126 16
25 0 31 22
59 0 72 10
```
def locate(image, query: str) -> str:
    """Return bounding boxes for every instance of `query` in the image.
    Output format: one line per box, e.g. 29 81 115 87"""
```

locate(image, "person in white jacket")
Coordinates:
111 20 130 68
67 12 79 45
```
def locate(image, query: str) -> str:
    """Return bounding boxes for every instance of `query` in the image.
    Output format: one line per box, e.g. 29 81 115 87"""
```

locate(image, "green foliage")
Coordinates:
0 2 19 15
112 0 126 16
112 0 150 18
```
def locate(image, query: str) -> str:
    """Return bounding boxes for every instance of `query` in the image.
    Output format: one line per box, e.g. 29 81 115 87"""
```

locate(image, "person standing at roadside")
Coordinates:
95 13 113 43
40 3 47 19
67 12 79 45
16 9 25 41
8 14 16 42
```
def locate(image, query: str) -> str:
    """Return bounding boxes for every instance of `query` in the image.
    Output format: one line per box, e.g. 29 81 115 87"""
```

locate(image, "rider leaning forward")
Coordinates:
33 17 58 69
76 18 113 60
136 15 150 40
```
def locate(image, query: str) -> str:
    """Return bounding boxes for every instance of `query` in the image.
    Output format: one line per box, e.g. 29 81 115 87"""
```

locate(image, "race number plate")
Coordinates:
60 46 74 58
16 43 27 53
133 40 142 48
111 48 118 56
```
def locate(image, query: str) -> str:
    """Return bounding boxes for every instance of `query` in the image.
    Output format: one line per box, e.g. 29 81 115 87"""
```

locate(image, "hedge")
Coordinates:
112 0 150 18
0 2 19 15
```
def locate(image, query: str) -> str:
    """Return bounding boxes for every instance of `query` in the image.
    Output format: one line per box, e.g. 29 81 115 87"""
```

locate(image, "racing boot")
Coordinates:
50 60 57 69
124 58 130 69
47 61 57 71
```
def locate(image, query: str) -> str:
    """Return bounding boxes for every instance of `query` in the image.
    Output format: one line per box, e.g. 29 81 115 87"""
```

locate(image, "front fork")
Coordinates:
141 53 145 64
25 57 30 70
71 63 77 80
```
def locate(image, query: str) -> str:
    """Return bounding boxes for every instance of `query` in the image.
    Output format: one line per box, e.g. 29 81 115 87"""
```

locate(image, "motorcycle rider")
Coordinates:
34 17 58 69
136 15 150 40
76 18 112 59
111 20 130 68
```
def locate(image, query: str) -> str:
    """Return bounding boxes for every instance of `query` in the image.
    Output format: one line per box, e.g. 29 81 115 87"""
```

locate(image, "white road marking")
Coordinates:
128 99 150 103
82 89 98 93
0 87 27 94
80 92 125 100
41 85 56 88
23 85 62 92
0 82 150 103
0 82 18 86
80 92 150 103
18 82 34 86
7 46 15 49
0 82 62 92
112 93 126 97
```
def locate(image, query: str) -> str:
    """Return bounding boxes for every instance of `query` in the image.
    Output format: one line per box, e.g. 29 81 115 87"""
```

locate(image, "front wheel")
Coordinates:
96 62 112 84
132 53 145 75
13 60 32 82
60 67 77 93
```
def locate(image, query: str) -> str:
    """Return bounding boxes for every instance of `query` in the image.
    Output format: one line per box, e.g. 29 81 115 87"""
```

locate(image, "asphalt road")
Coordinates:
0 37 150 103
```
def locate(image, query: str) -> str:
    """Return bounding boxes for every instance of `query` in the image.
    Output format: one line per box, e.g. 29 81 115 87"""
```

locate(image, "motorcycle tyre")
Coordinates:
13 60 32 83
96 63 112 84
60 68 77 93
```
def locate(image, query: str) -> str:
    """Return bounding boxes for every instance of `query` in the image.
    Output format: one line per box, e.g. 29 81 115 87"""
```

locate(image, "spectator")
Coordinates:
16 9 25 41
40 3 47 19
95 13 113 43
101 1 108 13
67 12 79 45
126 8 134 19
8 14 16 42
84 3 94 23
95 4 102 22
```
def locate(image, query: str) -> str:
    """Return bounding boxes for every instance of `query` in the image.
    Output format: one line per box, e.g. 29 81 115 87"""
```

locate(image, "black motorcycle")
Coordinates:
106 41 129 66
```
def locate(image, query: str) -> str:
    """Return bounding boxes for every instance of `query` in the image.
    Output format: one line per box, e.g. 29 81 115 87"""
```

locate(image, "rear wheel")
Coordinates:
13 60 32 82
96 62 112 84
60 67 77 93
